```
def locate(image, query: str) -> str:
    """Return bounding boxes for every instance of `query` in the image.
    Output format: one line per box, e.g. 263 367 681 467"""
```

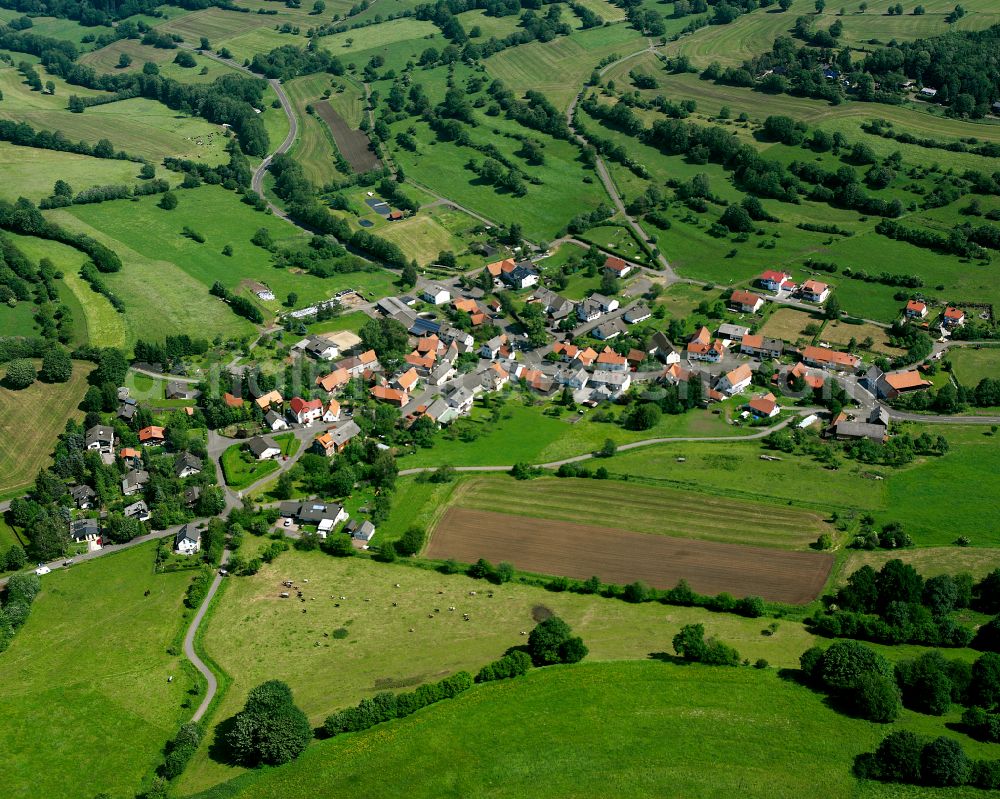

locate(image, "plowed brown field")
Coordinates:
316 102 381 173
426 507 833 604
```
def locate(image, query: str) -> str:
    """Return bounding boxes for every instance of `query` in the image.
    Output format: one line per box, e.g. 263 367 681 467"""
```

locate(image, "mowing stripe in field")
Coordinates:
61 269 128 349
454 477 829 550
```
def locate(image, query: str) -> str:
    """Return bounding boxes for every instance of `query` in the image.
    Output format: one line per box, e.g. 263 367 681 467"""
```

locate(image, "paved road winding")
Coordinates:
185 547 230 723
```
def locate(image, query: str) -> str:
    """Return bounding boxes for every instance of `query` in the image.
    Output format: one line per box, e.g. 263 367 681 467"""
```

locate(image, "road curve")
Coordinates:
185 548 230 723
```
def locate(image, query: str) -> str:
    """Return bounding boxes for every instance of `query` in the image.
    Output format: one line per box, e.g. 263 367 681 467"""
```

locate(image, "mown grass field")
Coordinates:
186 657 1000 799
0 143 143 202
282 72 349 187
0 62 231 165
450 475 831 549
663 0 1000 71
0 543 197 799
394 397 744 470
7 233 128 348
0 360 91 496
46 185 399 343
175 549 824 794
948 346 1000 387
607 424 1000 547
485 23 647 112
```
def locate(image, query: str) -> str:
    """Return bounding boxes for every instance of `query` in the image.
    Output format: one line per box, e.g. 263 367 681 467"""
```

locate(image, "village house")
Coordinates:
247 436 281 460
288 397 324 425
184 486 201 508
265 409 289 431
595 347 628 371
575 346 598 368
482 362 510 391
787 361 825 391
757 270 794 293
345 519 376 543
121 468 150 496
800 345 860 372
480 334 508 360
312 420 362 456
70 518 101 547
395 367 420 394
174 452 203 478
624 304 652 324
453 298 478 314
716 363 753 395
337 349 379 377
85 424 115 454
70 484 95 510
254 390 284 411
166 381 200 401
117 397 137 422
371 385 409 406
740 334 783 360
730 290 764 314
405 350 436 372
303 336 339 361
322 399 341 423
552 341 579 362
593 318 627 341
942 307 966 328
119 447 142 468
875 369 932 401
174 524 201 555
501 262 539 290
421 284 451 305
124 500 150 522
577 297 604 323
137 426 165 446
555 365 590 390
905 300 928 319
830 407 890 443
604 255 632 278
429 360 457 386
223 392 244 408
651 332 680 365
532 287 574 320
444 385 477 415
590 369 631 397
316 367 350 394
486 258 515 280
717 323 750 343
746 393 780 418
687 327 724 363
799 280 831 304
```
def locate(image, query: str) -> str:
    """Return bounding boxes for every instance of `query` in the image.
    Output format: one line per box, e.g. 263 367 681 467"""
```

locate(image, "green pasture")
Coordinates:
0 62 231 165
485 23 647 112
608 424 1000 547
949 346 1000 387
284 72 350 187
175 550 825 793
0 543 197 799
48 185 398 341
0 142 142 203
0 360 92 496
394 397 742 470
6 232 128 348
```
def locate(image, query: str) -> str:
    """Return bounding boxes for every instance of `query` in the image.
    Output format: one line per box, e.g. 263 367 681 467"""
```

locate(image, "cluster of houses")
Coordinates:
278 500 375 544
71 418 207 551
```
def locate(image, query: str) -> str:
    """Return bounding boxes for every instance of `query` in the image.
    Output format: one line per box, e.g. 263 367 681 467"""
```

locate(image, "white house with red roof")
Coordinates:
604 255 632 277
730 290 764 314
905 300 927 319
757 270 793 292
716 363 753 395
288 397 323 424
942 307 966 328
799 280 831 304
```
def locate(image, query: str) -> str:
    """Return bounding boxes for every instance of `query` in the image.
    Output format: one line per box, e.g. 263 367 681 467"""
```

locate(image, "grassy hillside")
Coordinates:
0 543 197 799
0 360 92 497
186 660 999 799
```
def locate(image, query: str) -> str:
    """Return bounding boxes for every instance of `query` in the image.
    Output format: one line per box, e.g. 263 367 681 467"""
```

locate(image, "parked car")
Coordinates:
35 565 51 576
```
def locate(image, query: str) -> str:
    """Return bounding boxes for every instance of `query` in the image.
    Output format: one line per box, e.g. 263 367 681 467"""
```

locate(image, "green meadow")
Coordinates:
0 543 197 799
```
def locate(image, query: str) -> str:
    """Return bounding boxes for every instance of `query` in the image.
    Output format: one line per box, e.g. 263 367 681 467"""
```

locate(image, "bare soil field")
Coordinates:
427 508 833 604
316 101 381 173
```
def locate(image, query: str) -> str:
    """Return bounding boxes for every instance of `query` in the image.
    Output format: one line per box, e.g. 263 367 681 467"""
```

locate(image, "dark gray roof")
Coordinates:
175 524 200 547
70 518 99 540
246 436 279 457
85 425 114 446
174 452 203 476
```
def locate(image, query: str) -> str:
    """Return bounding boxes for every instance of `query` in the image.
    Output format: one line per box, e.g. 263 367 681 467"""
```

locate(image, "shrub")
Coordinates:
475 650 532 683
527 616 588 666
